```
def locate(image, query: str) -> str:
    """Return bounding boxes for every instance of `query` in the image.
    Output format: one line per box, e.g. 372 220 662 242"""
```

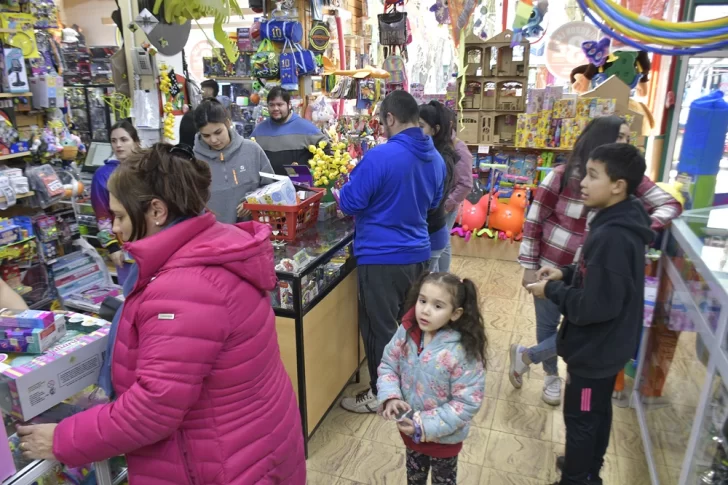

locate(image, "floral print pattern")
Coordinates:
377 324 486 444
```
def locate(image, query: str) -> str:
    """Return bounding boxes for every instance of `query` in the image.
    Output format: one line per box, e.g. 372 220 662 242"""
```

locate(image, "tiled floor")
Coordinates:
305 256 690 484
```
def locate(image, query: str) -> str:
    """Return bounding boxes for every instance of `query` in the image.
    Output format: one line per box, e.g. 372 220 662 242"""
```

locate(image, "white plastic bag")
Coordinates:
132 90 160 128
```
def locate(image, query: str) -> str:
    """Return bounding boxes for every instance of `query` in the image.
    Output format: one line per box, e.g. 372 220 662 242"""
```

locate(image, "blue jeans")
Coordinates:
429 248 445 272
438 210 459 273
527 296 560 375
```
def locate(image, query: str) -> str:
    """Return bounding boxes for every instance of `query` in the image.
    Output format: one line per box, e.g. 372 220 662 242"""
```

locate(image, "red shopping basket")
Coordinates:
244 187 325 241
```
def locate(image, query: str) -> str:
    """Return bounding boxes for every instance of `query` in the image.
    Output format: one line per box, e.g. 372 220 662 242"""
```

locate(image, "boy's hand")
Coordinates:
397 417 415 436
527 280 548 299
537 267 563 281
382 399 411 420
522 269 539 288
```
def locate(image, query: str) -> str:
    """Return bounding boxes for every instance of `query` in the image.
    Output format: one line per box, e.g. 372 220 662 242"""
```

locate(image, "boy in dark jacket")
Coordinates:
527 143 654 485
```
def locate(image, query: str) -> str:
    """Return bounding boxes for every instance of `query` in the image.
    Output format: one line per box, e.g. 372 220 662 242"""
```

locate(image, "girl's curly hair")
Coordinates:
404 272 488 366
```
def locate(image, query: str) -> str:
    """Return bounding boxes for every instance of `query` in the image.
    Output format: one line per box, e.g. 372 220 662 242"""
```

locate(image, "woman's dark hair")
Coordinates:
193 98 230 130
179 110 196 148
419 101 459 194
561 115 627 192
200 79 219 97
404 272 488 365
108 143 212 242
109 119 140 143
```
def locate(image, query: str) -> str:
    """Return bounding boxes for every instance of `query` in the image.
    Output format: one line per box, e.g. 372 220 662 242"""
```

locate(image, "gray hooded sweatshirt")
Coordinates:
194 128 274 224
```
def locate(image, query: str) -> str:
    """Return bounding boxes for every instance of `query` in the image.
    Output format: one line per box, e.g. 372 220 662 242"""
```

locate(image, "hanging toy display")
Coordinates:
159 66 175 140
578 0 728 55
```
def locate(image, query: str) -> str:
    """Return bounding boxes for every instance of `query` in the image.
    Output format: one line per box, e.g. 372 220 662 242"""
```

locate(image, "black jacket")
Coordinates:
545 197 654 379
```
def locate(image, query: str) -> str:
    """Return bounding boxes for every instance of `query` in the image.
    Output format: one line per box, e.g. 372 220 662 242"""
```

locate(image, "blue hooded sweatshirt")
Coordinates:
340 127 446 265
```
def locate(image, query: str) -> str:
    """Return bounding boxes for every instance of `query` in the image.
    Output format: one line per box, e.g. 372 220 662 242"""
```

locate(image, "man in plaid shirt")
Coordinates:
510 131 681 406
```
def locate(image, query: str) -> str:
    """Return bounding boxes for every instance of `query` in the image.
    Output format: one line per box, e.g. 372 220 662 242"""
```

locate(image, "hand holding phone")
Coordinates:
394 408 414 422
383 399 411 420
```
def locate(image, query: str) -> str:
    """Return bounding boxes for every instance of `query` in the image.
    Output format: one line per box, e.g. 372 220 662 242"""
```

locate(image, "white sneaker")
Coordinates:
508 344 530 389
341 388 377 413
542 375 562 406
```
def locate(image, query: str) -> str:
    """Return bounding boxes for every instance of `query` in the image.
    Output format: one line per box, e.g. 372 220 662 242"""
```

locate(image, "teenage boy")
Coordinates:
339 90 446 413
527 143 654 485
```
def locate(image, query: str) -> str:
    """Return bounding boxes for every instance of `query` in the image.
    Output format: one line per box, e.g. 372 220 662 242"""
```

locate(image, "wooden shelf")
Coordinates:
0 151 30 161
0 191 35 204
466 144 572 152
210 76 256 82
0 92 32 98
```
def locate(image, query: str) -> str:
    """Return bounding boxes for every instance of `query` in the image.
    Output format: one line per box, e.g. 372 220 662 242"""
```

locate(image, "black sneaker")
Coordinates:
556 455 565 472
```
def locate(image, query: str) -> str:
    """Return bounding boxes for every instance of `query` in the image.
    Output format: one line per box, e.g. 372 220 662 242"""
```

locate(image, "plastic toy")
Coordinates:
454 192 493 240
487 187 529 240
579 0 728 55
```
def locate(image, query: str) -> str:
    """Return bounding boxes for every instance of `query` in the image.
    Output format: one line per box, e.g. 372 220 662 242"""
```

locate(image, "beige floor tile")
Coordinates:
318 405 376 439
488 328 513 351
661 375 702 408
653 428 689 467
516 298 536 317
461 426 490 466
616 454 675 485
512 314 536 334
486 270 522 292
551 443 618 483
334 478 366 485
340 439 406 484
480 467 549 484
454 460 484 485
306 469 340 484
611 403 639 426
491 399 553 441
486 348 507 374
481 297 523 315
457 257 494 281
481 282 521 300
485 370 503 399
497 371 555 409
645 403 696 436
611 420 646 460
307 429 361 476
472 397 497 429
362 416 405 448
484 431 553 481
552 409 565 444
510 331 538 350
485 313 516 332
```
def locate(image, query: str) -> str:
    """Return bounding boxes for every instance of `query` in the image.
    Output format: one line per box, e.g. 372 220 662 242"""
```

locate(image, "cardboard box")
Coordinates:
0 309 55 329
29 75 64 109
0 326 109 420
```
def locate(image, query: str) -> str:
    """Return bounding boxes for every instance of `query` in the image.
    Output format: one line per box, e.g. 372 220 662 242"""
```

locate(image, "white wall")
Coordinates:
60 0 118 46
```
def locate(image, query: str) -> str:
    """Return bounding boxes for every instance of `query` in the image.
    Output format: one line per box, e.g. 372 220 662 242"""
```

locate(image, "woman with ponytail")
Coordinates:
377 271 488 484
17 143 305 484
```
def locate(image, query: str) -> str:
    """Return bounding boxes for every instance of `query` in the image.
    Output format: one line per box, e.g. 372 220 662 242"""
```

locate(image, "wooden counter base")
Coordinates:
275 270 360 438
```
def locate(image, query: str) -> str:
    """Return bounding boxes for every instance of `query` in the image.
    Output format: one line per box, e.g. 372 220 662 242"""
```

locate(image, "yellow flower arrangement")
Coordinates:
307 141 354 188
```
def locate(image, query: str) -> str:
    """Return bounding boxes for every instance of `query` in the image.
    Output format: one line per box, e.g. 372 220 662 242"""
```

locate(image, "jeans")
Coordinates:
438 210 459 273
406 449 458 485
429 248 445 272
526 296 561 375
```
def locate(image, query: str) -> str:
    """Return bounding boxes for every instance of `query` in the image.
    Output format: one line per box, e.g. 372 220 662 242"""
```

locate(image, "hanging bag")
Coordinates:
293 42 317 75
378 11 407 46
252 39 279 79
279 40 299 90
261 20 304 43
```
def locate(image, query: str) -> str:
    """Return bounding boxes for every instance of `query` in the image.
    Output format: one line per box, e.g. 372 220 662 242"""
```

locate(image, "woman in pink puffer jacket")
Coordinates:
18 144 306 484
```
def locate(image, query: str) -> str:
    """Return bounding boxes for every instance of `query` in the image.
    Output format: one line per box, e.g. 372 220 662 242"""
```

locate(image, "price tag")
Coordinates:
477 145 490 154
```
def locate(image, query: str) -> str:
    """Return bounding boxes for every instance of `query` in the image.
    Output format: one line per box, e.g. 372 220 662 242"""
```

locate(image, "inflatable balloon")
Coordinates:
488 188 529 240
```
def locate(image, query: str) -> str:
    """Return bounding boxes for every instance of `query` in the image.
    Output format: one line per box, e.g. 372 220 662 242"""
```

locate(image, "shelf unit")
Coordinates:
0 93 31 98
0 152 29 161
631 205 728 484
457 30 530 147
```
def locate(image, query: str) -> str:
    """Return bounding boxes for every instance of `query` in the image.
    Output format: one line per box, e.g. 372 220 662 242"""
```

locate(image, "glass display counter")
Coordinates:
633 205 728 485
271 217 361 456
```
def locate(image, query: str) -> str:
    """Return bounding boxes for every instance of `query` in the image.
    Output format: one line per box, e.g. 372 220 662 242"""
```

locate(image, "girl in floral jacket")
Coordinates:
377 272 487 485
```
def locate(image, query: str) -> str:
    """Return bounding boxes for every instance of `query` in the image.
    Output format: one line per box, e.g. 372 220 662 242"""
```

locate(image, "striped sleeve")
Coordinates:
518 169 562 270
634 176 683 231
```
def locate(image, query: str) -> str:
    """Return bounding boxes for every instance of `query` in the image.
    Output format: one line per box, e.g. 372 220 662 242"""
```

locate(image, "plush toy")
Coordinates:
488 187 529 240
570 40 651 98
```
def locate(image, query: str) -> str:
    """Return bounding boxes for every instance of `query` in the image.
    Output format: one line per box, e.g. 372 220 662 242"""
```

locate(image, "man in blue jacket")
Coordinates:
339 90 446 413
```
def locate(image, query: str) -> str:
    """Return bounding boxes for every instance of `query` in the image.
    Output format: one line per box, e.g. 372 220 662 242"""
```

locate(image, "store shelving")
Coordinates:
0 93 32 98
632 205 728 484
0 192 34 204
0 152 30 161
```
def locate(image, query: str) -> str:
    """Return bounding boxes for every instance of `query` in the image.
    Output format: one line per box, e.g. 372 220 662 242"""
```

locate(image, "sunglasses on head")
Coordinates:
169 144 195 161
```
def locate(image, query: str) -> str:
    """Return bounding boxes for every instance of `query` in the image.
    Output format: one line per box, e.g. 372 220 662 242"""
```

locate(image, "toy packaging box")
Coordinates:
1 48 28 94
0 315 66 354
245 178 297 206
0 326 109 420
0 309 55 329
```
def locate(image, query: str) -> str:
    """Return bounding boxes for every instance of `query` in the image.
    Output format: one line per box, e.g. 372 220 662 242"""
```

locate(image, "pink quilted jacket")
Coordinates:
53 214 306 484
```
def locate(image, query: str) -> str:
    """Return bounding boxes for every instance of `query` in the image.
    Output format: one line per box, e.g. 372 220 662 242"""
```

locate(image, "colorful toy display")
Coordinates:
579 0 728 55
487 187 528 240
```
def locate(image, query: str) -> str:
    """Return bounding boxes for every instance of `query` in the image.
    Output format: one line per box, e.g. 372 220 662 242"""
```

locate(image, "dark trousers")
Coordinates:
358 263 426 393
560 371 617 485
406 449 458 485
